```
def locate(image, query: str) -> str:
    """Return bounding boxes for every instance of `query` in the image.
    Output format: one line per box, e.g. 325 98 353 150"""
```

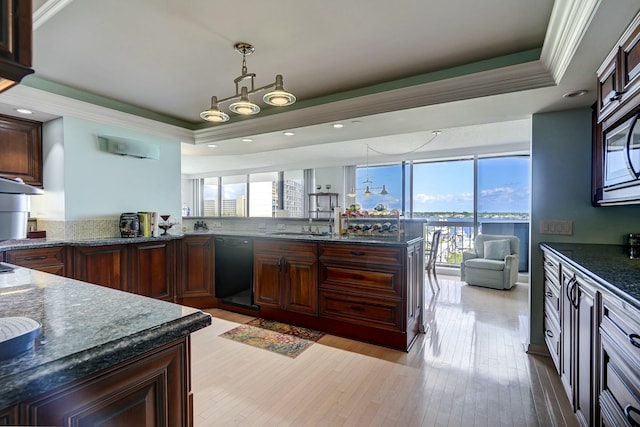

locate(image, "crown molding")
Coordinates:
33 0 75 30
0 85 195 142
194 60 554 145
540 0 601 83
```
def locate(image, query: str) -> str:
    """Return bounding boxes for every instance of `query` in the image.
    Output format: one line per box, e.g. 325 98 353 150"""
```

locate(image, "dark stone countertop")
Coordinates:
0 231 421 252
0 267 211 410
540 242 640 309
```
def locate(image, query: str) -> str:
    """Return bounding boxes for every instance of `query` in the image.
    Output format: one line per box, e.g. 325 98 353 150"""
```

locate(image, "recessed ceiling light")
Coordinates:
15 108 32 115
283 131 295 136
207 144 218 148
241 138 253 143
332 123 344 129
563 89 588 98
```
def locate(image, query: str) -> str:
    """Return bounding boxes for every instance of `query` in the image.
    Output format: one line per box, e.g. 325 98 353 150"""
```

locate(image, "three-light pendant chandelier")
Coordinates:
200 42 296 123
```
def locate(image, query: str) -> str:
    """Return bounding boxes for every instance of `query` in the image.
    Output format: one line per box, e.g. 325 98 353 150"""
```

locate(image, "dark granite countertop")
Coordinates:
0 267 211 410
0 230 420 252
186 230 422 246
540 243 640 309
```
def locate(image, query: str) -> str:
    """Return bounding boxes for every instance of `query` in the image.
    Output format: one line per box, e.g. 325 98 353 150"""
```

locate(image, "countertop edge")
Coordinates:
0 311 211 410
540 243 640 310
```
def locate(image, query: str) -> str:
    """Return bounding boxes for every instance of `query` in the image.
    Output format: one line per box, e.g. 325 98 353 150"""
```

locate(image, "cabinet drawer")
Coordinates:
319 263 401 298
5 246 65 267
544 278 561 320
319 243 402 265
319 290 403 332
543 252 560 285
544 314 561 373
601 298 640 373
600 332 640 427
254 239 317 257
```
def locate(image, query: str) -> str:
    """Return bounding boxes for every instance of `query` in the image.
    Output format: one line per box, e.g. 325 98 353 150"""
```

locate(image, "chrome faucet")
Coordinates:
194 221 208 231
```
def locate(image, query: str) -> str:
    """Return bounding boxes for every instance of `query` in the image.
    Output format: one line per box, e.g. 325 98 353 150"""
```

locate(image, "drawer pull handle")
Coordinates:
351 251 366 256
545 329 553 338
624 404 640 427
610 92 624 102
351 274 366 280
24 256 47 261
350 305 365 312
629 333 640 349
279 246 289 251
545 291 553 298
545 261 554 267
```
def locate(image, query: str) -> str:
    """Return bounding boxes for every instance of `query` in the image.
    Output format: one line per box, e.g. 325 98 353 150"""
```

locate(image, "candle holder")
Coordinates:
159 215 175 236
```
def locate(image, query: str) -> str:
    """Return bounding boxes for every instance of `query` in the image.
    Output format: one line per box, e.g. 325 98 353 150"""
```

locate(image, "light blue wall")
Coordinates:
530 108 640 346
33 116 182 221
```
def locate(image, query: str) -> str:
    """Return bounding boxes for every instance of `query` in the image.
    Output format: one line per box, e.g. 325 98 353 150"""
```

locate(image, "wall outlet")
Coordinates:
212 222 222 228
540 220 573 235
277 223 286 230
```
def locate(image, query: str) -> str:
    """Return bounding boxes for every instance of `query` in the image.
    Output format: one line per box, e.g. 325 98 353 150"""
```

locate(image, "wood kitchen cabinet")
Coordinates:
7 338 191 427
542 246 600 427
130 240 175 301
0 114 42 187
319 241 421 350
0 0 34 92
72 244 129 292
254 239 318 315
599 294 640 427
597 11 640 129
177 235 215 308
4 246 66 276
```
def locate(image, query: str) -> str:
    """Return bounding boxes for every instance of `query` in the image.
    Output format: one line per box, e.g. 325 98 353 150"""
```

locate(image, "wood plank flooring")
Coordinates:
191 275 578 426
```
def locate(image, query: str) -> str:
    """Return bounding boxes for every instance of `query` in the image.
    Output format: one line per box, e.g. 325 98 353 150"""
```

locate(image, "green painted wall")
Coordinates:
530 108 640 346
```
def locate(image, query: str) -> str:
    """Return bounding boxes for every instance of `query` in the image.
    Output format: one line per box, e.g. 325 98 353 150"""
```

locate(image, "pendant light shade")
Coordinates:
263 75 296 106
200 42 295 123
229 86 261 115
200 96 230 122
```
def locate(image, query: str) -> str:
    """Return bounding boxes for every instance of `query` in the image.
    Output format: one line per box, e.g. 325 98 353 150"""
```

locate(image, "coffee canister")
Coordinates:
119 212 140 238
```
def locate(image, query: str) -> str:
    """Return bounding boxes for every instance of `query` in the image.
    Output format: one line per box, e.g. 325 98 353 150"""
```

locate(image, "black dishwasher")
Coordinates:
214 237 258 310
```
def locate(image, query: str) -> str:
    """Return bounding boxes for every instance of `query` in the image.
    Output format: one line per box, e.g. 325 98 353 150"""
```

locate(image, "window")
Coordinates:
203 177 219 216
221 175 247 216
477 156 530 221
283 170 304 218
249 172 278 217
412 159 474 219
354 163 402 211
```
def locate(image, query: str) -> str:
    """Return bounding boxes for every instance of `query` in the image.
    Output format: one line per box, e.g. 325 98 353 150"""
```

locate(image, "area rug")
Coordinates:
219 319 324 358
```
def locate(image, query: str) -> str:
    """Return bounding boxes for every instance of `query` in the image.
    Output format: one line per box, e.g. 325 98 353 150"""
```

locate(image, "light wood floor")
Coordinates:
191 275 578 426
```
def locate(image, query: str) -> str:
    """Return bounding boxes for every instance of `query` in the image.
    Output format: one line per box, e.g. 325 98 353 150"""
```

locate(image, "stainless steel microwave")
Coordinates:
603 111 640 197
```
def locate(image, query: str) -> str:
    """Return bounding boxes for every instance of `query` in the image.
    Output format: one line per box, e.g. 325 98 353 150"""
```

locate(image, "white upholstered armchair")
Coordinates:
460 234 519 290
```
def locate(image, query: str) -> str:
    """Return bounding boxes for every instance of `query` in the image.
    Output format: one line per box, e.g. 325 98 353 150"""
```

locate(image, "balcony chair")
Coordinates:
460 234 519 290
425 230 442 292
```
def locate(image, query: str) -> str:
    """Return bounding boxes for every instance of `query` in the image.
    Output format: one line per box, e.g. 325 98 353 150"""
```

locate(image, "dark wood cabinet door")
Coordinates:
179 236 214 299
131 241 175 301
0 114 42 186
575 281 597 427
0 0 33 90
283 256 318 315
21 339 190 427
560 268 575 407
253 253 282 309
0 405 17 425
73 245 129 292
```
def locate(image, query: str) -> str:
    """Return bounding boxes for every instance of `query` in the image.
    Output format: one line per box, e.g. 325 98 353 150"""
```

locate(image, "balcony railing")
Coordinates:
425 220 530 271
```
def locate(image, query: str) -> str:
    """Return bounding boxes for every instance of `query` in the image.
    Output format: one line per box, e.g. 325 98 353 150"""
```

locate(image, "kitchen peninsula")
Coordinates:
0 265 211 426
1 216 425 352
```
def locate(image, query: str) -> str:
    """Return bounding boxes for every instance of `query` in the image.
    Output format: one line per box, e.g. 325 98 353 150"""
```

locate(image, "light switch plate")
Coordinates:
540 220 573 235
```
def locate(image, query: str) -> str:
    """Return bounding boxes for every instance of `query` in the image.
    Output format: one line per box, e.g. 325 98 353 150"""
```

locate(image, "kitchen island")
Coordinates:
0 265 211 426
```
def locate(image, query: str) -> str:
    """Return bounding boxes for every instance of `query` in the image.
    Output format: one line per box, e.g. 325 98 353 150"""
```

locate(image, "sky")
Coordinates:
357 156 530 213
